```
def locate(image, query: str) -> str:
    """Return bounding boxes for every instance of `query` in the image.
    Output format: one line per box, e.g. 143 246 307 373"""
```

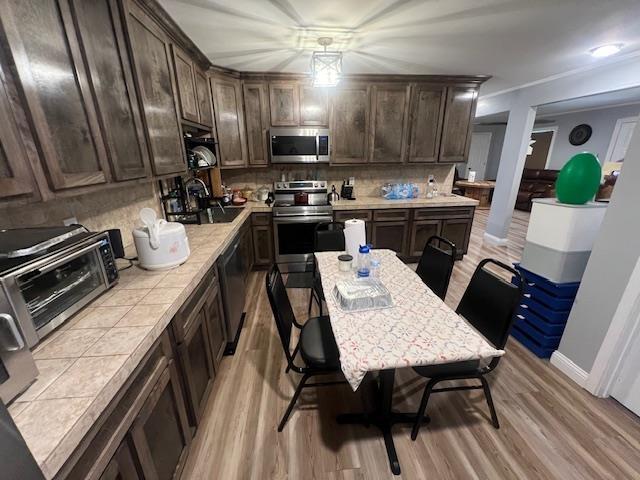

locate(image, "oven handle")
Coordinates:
0 313 25 351
36 241 103 275
273 215 333 224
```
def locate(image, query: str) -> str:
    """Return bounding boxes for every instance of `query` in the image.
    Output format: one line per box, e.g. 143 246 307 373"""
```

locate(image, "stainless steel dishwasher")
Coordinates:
218 231 246 355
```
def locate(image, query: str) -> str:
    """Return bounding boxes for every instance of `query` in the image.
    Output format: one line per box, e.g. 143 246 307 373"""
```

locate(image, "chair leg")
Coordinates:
411 379 437 440
285 343 300 373
479 376 500 429
278 374 309 431
307 289 314 314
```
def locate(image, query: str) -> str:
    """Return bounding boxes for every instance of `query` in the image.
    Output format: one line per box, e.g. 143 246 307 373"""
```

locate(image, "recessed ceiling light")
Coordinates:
590 44 623 58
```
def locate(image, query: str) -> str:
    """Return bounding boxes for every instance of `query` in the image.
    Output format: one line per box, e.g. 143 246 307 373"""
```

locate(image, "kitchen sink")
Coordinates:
203 206 245 223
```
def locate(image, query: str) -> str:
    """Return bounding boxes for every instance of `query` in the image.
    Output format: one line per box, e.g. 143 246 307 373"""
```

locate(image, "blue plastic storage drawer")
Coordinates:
511 327 556 358
512 276 577 310
513 263 580 298
514 315 562 348
515 306 566 336
519 297 570 324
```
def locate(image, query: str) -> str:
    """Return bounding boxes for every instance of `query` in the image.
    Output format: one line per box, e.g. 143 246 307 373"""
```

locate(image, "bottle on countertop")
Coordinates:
426 175 435 199
357 244 371 278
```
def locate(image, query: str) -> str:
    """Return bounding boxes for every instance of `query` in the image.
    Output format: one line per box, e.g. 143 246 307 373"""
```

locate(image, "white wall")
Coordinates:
539 103 640 170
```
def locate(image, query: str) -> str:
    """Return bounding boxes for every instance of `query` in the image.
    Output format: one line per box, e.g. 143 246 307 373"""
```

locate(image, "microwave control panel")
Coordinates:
99 238 119 284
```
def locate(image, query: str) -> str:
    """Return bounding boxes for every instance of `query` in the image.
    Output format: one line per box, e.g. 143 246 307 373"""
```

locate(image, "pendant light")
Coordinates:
311 37 342 87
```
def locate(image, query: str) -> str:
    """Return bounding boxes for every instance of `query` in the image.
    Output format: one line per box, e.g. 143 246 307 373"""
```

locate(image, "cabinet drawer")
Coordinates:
173 267 216 342
251 212 272 226
373 209 410 222
414 207 474 220
334 210 372 222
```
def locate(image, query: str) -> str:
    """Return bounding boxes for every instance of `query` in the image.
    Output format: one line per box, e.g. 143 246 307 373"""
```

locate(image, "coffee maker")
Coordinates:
340 177 356 200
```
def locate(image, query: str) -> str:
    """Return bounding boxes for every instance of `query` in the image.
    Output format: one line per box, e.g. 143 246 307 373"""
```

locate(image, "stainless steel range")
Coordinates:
272 180 333 272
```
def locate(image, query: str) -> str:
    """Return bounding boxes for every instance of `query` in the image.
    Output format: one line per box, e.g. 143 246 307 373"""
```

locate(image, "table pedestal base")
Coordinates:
336 369 429 476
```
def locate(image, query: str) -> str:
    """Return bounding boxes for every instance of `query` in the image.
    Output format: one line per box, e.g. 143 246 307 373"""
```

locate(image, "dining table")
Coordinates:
314 249 504 476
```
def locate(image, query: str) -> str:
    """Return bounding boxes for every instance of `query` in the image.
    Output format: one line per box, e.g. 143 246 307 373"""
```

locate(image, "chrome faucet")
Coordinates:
184 177 210 211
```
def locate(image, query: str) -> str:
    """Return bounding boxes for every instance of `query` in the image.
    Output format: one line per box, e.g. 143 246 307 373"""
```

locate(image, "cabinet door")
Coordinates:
194 69 213 127
99 438 141 480
211 76 247 168
130 364 190 480
243 82 269 166
299 85 328 126
171 46 199 123
330 85 371 164
252 225 274 266
1 0 111 190
125 3 185 176
440 217 473 257
439 86 478 163
407 84 446 163
370 84 410 163
72 0 151 182
0 68 34 199
409 219 441 258
371 221 408 256
204 282 227 370
177 309 215 426
269 82 299 126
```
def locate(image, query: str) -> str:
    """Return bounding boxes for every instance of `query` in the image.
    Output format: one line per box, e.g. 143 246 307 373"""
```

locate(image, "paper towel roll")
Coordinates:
344 219 367 258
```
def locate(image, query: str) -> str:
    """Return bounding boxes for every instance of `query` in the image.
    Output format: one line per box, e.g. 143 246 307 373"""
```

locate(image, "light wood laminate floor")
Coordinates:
182 210 640 479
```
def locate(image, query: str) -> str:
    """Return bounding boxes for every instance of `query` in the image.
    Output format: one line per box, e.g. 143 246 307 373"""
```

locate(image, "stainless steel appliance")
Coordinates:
217 233 246 355
0 402 43 478
0 227 119 402
272 180 333 272
270 127 330 164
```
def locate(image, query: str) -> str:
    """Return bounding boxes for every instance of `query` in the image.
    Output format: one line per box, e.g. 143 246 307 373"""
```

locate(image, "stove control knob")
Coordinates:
313 182 318 188
276 182 283 189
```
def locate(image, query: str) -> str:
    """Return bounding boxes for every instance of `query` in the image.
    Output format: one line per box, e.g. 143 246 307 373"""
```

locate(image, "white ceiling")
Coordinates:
160 0 640 95
477 86 640 123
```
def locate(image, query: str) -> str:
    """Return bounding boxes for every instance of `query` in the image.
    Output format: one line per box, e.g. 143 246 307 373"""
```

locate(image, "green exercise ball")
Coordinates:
555 152 602 204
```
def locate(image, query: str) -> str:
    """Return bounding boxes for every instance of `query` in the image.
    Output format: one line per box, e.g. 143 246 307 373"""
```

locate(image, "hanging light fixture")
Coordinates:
311 37 342 87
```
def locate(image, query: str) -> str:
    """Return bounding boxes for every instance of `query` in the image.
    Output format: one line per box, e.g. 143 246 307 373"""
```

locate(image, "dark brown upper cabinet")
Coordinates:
439 86 478 163
194 68 213 128
269 82 300 126
330 84 371 164
242 82 270 166
72 0 151 182
0 0 112 191
171 45 199 124
299 85 328 126
407 84 446 163
0 67 35 199
124 2 186 176
369 83 410 163
211 75 247 168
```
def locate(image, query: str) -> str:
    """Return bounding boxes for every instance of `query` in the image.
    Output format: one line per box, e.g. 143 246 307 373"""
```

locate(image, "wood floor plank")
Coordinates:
181 209 640 480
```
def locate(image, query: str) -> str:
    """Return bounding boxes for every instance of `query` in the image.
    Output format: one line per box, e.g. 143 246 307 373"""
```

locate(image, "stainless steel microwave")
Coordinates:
270 127 330 164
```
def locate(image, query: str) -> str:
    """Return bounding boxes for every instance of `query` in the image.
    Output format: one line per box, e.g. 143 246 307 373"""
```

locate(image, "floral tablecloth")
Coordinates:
315 249 504 390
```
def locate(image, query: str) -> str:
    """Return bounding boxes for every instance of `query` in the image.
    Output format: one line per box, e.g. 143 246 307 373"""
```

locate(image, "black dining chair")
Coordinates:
266 264 345 431
410 259 524 440
308 221 345 316
415 235 456 300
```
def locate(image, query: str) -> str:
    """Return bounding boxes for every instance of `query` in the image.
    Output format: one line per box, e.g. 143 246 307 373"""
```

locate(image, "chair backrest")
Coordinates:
456 259 524 367
314 221 345 252
415 235 456 300
265 264 297 364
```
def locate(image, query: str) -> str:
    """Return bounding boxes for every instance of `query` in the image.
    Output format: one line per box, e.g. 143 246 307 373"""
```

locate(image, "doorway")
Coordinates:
605 116 638 164
525 127 557 170
461 132 492 180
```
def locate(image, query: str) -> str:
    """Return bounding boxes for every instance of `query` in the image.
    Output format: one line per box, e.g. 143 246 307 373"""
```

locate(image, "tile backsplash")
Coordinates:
0 183 161 247
221 164 455 197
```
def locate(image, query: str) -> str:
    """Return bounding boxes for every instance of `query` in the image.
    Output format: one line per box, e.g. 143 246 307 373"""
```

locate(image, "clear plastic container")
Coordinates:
370 258 381 278
357 244 370 277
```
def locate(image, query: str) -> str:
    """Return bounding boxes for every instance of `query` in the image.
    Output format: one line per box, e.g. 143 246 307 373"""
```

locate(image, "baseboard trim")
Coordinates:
483 232 508 246
550 351 588 387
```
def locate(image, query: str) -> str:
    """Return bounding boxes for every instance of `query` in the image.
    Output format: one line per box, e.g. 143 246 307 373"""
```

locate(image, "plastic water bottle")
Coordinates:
357 244 371 277
370 258 381 278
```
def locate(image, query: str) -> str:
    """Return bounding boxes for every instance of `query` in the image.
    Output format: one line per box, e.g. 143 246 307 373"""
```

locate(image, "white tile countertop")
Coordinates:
331 194 478 210
7 196 475 478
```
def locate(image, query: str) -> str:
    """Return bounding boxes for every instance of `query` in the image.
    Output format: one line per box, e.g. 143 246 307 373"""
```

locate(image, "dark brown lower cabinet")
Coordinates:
130 363 191 480
440 218 473 259
176 310 215 427
204 281 227 370
99 438 140 480
371 221 409 256
252 225 274 267
409 219 441 257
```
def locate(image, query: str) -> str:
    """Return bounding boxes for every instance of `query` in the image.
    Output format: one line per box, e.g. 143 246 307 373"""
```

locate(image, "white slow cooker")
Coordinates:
133 220 190 270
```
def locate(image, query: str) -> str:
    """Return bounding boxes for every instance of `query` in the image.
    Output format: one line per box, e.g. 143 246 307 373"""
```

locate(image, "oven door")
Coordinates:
273 215 333 271
10 241 110 343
